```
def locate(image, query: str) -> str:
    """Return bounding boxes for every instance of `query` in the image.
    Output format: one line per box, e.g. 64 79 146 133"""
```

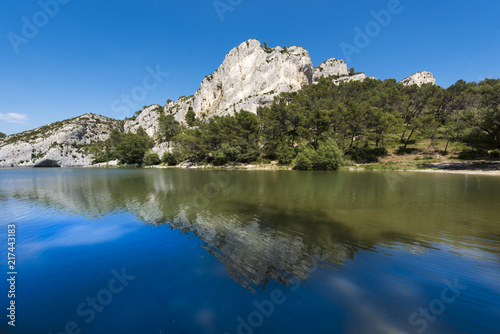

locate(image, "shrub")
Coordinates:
293 141 344 170
293 149 313 170
161 152 178 166
115 129 153 165
276 145 296 165
143 152 161 166
396 146 418 155
185 110 197 127
211 149 228 166
347 147 387 163
312 139 344 170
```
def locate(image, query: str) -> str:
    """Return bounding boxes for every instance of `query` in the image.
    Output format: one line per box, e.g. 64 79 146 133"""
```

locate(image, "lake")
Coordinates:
0 168 499 334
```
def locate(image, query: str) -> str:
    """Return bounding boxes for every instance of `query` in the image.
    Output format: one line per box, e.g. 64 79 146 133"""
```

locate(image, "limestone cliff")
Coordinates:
313 58 349 82
124 104 163 137
124 39 316 156
333 72 376 85
400 71 436 86
127 40 375 149
165 39 314 123
0 114 122 167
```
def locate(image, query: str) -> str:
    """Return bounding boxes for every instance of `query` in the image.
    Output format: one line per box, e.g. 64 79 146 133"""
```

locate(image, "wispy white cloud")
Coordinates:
0 112 28 123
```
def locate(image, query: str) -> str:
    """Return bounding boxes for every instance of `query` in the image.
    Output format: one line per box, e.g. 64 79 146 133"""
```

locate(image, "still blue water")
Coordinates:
0 168 499 334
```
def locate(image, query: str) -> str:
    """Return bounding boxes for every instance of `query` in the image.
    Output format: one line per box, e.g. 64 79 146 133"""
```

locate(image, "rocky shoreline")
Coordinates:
84 160 500 176
3 160 499 176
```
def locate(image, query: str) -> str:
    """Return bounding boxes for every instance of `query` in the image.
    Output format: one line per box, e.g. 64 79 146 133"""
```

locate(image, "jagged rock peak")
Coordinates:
400 71 436 86
313 58 349 82
167 39 314 122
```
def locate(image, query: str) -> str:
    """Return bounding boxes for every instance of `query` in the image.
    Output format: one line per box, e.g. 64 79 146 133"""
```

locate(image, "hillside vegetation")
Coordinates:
94 77 500 169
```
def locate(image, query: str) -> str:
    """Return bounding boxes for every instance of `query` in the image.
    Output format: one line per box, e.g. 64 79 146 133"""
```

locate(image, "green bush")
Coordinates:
346 147 387 163
161 152 178 166
185 110 197 127
277 145 296 165
293 149 313 170
143 152 161 166
312 139 344 170
211 149 228 166
293 141 343 170
115 128 153 165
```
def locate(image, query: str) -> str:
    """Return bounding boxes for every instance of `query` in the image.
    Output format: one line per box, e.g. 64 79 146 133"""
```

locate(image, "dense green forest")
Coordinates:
92 77 500 170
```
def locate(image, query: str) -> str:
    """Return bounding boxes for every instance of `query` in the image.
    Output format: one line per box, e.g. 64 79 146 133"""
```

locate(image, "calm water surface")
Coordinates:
0 168 499 334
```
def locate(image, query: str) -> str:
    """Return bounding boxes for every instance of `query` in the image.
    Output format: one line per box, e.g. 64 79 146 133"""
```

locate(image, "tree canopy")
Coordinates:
92 77 500 169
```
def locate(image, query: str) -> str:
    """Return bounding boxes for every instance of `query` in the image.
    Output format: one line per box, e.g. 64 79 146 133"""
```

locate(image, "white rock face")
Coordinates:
333 73 376 85
150 142 172 158
167 39 313 122
313 58 349 82
400 71 436 86
120 40 377 156
124 104 162 137
126 39 316 155
0 114 121 167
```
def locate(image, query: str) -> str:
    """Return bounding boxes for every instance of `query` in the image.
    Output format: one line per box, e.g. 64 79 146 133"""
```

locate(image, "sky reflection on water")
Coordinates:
0 168 499 334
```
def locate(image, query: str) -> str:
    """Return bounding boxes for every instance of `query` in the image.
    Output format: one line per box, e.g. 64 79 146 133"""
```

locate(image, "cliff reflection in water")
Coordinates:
152 205 353 292
4 168 499 291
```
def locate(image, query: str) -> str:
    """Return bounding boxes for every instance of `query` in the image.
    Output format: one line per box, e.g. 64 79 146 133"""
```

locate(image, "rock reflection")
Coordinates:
148 207 352 292
3 168 499 291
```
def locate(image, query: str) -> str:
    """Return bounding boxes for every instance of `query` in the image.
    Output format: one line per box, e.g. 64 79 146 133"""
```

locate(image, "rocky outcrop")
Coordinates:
312 58 377 85
124 104 162 137
400 71 436 86
123 40 379 139
333 73 376 85
124 39 316 156
313 58 349 82
164 39 314 122
0 114 122 167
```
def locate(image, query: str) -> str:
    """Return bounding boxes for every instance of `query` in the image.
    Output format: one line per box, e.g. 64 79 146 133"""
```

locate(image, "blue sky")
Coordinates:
1 0 500 135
